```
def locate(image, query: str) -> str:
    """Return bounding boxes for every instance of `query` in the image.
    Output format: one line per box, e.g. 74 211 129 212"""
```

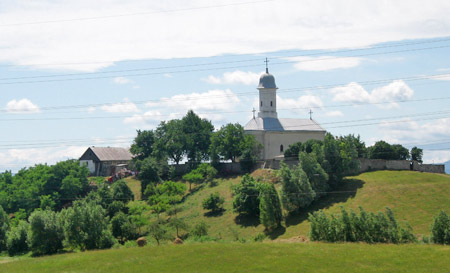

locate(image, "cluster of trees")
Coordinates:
0 160 90 215
231 133 361 231
284 137 424 163
308 207 416 243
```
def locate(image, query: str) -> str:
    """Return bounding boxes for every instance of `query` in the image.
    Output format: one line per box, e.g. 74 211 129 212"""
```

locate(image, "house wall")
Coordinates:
79 160 96 174
247 130 325 160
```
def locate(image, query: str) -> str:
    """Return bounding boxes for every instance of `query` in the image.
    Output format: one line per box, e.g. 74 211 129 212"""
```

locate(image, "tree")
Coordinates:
60 200 115 250
195 163 218 184
130 130 155 161
168 217 189 238
0 205 9 251
137 157 162 197
28 209 64 256
339 135 367 158
431 211 450 244
259 183 282 231
111 179 134 203
181 110 214 163
111 212 138 243
6 220 29 256
154 119 186 164
392 144 410 160
283 142 302 159
182 170 204 191
202 192 225 212
299 152 329 199
127 201 151 235
239 135 262 173
278 162 315 213
411 147 423 163
60 175 83 200
148 219 170 245
209 123 247 162
191 221 209 237
146 181 186 214
232 174 261 216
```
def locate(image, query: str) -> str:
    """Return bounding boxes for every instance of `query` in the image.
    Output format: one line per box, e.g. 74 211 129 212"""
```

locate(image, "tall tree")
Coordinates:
154 119 186 164
232 174 261 216
299 152 329 199
279 162 315 213
410 146 423 163
181 110 214 164
130 130 155 161
209 123 246 162
259 183 282 231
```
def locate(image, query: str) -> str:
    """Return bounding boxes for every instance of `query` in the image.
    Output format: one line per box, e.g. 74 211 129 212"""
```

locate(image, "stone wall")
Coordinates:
357 158 445 174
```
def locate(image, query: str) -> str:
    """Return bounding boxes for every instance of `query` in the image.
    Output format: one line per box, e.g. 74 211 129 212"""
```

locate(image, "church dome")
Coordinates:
258 70 277 89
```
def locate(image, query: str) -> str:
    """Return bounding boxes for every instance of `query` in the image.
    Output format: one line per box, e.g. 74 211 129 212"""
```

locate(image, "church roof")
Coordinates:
258 71 277 89
244 117 325 132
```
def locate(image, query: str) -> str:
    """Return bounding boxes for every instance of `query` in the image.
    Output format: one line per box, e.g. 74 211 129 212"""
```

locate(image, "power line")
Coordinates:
1 45 450 85
0 0 275 27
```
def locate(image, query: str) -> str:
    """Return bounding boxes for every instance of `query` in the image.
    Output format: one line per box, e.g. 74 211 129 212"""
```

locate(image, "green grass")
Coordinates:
175 171 450 240
1 242 448 272
124 176 141 200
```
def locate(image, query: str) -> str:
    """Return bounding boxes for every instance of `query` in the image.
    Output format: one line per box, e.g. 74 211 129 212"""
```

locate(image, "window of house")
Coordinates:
270 101 273 107
280 145 284 152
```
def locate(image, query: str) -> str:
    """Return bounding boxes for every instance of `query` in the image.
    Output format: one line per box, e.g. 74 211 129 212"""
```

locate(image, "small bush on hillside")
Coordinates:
191 221 209 237
111 180 134 203
431 211 450 244
6 220 29 256
253 233 266 242
308 207 416 244
202 193 225 213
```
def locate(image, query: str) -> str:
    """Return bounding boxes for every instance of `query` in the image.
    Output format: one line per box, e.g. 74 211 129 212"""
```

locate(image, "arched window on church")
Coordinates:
280 145 284 152
260 101 263 106
270 101 273 107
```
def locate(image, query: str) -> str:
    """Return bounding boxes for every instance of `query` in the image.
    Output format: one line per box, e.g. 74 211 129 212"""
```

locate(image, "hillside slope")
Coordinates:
176 170 450 240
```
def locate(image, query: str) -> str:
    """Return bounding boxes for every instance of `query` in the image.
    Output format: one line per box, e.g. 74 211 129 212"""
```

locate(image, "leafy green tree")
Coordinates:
411 147 423 163
39 194 56 210
392 144 410 160
60 174 83 200
195 163 218 184
181 110 214 163
302 139 324 154
283 142 302 158
431 211 450 244
338 135 367 158
146 181 186 214
111 212 138 243
299 152 329 199
202 192 225 212
148 219 170 245
232 174 261 216
209 123 248 162
168 217 189 238
107 200 127 218
0 205 10 251
136 157 162 197
127 201 151 235
6 220 29 256
60 200 115 250
154 119 186 164
111 179 134 203
182 170 204 191
259 183 282 231
28 209 64 256
239 135 262 173
191 221 209 237
130 129 155 161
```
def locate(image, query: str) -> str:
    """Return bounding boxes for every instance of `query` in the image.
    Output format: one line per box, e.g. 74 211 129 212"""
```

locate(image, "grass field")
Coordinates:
124 176 142 200
1 242 448 272
175 170 450 240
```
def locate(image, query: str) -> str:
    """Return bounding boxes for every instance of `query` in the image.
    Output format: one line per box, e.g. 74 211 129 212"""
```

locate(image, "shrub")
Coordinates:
253 233 266 242
111 212 138 243
28 209 64 256
202 193 225 212
191 221 209 237
232 174 260 216
259 183 282 231
6 220 29 256
111 180 134 203
431 211 450 244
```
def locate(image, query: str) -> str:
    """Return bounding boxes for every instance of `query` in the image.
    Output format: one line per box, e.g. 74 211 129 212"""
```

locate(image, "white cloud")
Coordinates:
325 110 344 117
277 95 323 114
123 110 164 125
2 1 450 72
204 71 261 85
287 56 364 71
113 77 132 84
330 80 414 108
5 98 40 113
100 98 139 113
423 150 450 164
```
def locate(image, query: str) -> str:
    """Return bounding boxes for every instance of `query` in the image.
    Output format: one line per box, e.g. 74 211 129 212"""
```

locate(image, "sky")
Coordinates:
1 0 450 173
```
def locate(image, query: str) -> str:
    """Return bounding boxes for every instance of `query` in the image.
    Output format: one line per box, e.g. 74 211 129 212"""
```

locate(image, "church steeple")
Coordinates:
257 59 278 118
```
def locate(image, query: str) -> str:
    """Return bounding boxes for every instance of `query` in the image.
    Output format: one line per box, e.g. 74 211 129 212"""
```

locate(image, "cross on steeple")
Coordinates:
264 58 269 73
252 108 256 119
309 109 313 120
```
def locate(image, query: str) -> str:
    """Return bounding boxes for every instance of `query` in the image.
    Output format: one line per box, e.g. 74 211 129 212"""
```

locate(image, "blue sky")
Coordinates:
1 0 450 172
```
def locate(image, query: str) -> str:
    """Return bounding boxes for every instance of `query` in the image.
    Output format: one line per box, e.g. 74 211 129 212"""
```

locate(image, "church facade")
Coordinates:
244 69 326 160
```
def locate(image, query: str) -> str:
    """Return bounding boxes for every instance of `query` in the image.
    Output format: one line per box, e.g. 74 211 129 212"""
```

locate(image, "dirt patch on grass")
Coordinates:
271 235 309 243
251 169 279 184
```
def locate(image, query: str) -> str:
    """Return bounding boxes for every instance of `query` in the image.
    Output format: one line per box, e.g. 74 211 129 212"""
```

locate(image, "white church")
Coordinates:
244 68 326 160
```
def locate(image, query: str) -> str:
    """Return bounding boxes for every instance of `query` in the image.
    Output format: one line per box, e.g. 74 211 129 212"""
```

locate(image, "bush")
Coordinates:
308 207 416 244
111 180 134 203
431 211 450 244
259 183 282 231
232 174 261 216
28 209 64 256
202 193 225 212
111 212 138 243
253 233 266 242
191 221 209 237
6 220 29 256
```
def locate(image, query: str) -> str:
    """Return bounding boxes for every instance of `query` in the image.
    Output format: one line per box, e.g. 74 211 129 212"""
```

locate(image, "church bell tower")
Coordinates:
257 59 278 119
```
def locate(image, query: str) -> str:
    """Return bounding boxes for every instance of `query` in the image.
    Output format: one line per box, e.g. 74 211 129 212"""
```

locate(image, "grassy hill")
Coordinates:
175 170 450 240
1 242 448 273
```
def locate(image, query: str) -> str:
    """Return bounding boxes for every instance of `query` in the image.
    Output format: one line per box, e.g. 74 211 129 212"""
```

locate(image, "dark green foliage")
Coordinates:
411 147 423 163
182 170 204 191
136 157 162 197
107 200 128 219
60 200 115 250
239 135 263 173
111 179 134 203
148 219 170 245
6 220 29 256
153 119 186 164
299 152 329 199
431 211 450 244
195 163 217 183
209 123 248 162
278 162 315 213
202 192 225 212
181 110 214 163
338 135 367 158
283 142 302 158
232 174 261 216
130 129 155 161
368 141 410 160
259 183 282 231
392 144 410 160
0 205 9 251
28 209 64 256
111 212 138 243
302 139 323 154
308 207 416 244
191 221 209 237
